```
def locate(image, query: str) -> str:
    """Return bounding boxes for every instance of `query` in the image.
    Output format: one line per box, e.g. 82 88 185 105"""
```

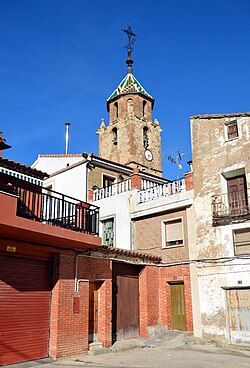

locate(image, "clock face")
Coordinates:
145 149 153 161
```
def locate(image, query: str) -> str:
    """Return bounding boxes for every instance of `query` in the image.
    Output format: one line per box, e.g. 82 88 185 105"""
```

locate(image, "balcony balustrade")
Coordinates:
0 177 99 235
212 189 250 226
93 178 131 200
137 178 186 204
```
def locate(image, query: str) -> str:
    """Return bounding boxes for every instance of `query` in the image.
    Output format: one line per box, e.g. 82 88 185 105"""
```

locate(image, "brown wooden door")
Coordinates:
170 283 186 331
0 255 52 366
89 282 100 342
227 176 248 215
112 263 141 342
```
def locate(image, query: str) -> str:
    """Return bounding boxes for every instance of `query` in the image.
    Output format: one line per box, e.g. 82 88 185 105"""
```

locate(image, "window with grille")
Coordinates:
234 229 250 255
227 121 238 140
164 218 184 247
102 218 114 247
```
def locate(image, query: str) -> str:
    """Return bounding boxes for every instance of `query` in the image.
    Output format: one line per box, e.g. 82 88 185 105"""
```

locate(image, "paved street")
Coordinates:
7 333 250 368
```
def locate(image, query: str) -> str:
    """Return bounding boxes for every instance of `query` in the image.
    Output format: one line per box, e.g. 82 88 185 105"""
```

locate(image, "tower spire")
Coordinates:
123 25 137 74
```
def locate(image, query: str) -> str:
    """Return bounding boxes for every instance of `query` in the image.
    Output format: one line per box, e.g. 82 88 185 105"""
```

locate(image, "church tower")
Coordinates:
97 26 162 177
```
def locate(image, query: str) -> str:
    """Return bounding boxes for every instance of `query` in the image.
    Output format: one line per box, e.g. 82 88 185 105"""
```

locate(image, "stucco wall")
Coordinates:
191 115 250 342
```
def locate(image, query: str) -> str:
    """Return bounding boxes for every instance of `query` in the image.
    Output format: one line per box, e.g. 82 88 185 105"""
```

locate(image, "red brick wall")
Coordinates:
77 256 112 348
50 255 89 359
159 264 193 332
184 172 193 191
48 254 193 359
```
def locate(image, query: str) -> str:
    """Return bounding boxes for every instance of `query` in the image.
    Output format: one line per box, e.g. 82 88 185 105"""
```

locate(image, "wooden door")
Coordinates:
170 283 186 331
227 176 248 215
112 263 141 342
227 288 250 343
89 282 100 342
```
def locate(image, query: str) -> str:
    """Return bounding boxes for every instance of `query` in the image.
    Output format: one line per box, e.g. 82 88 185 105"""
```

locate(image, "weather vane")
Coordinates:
122 25 137 74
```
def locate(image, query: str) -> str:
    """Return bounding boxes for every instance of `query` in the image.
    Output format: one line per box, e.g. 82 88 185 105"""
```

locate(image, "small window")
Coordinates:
164 219 184 247
143 100 147 117
143 127 149 149
226 121 238 140
112 127 118 145
102 218 114 247
114 102 118 119
234 229 250 255
103 175 115 188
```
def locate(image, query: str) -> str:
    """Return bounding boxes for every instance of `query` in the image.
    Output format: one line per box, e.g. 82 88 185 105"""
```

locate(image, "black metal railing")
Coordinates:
0 177 99 235
212 189 250 225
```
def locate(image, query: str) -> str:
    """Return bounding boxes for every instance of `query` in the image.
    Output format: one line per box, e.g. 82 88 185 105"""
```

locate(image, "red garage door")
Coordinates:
0 255 52 365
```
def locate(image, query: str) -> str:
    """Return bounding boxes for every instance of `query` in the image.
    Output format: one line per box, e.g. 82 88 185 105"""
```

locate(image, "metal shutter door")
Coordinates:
0 255 52 365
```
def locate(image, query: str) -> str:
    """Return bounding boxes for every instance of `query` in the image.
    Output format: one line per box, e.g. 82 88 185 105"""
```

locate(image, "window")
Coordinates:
143 127 149 149
127 98 134 113
143 100 147 117
234 229 250 255
226 121 238 140
163 218 184 247
112 127 118 145
114 102 118 119
103 175 115 188
102 218 114 247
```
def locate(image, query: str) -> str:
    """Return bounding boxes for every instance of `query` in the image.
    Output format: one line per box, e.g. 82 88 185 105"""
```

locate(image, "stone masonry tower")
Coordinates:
97 26 162 177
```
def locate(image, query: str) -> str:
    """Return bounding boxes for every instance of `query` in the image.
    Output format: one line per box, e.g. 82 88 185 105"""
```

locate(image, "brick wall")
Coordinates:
50 254 89 359
97 93 162 176
159 264 193 332
133 209 190 263
49 254 193 359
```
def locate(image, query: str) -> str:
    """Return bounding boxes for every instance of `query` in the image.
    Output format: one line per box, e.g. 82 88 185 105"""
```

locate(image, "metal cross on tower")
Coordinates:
123 25 137 74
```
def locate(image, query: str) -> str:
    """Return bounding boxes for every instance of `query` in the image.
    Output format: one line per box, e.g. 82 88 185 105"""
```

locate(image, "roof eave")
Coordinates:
106 92 154 112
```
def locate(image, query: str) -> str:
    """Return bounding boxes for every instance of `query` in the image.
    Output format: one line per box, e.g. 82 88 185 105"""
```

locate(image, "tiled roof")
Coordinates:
191 112 250 119
82 245 162 264
0 158 48 179
107 73 154 102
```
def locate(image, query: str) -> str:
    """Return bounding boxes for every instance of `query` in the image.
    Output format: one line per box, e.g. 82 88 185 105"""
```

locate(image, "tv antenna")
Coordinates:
166 146 186 179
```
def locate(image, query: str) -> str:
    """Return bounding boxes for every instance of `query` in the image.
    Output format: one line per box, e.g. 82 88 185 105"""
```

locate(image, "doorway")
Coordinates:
89 281 102 343
169 282 186 331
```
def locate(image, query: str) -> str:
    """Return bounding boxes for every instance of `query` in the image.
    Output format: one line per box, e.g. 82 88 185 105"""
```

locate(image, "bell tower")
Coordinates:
97 26 162 177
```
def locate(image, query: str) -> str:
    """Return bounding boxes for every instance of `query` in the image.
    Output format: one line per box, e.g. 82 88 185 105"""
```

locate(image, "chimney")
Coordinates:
65 122 71 154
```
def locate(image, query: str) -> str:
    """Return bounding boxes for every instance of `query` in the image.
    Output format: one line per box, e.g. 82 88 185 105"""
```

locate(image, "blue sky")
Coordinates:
1 0 250 179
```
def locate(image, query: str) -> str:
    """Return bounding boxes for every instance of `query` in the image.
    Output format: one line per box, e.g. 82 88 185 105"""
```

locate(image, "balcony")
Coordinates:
0 178 99 235
212 189 250 226
93 178 131 200
137 179 186 204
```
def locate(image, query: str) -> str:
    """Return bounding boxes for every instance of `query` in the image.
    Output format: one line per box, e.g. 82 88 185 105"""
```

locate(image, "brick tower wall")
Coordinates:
97 94 162 176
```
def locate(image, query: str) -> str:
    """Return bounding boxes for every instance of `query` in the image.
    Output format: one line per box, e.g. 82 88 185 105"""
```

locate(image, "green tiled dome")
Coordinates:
107 73 153 102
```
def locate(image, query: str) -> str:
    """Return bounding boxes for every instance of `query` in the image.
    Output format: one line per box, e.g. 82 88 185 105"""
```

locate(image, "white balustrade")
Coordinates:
136 178 186 204
93 179 131 201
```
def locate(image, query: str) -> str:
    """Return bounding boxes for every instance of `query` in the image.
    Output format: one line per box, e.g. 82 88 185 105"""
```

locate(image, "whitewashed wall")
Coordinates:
94 191 132 250
44 163 88 202
32 155 83 175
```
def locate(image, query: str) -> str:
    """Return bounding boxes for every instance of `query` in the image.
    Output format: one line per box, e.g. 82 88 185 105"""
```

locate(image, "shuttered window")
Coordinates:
234 229 250 255
227 121 238 140
165 219 183 247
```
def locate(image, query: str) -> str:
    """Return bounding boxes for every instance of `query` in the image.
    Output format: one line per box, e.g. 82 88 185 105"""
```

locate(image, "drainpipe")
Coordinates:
74 253 88 293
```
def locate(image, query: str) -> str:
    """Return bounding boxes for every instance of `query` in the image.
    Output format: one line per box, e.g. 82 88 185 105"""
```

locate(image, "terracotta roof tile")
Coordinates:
0 158 48 179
